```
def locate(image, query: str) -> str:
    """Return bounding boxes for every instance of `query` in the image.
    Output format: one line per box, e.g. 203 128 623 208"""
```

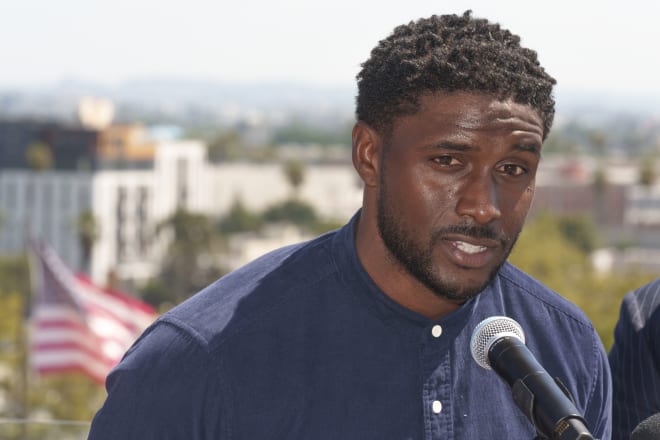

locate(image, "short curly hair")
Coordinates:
356 11 556 139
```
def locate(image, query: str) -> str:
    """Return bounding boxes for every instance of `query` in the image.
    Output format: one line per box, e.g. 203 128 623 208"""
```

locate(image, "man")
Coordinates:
88 11 611 439
609 279 660 439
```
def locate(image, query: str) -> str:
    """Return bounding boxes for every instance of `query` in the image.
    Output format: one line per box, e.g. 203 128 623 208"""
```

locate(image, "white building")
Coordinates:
204 162 362 221
0 140 208 287
624 184 660 226
0 139 364 287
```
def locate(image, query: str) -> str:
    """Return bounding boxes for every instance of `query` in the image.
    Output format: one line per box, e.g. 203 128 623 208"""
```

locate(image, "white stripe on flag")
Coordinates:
31 349 113 381
28 240 157 384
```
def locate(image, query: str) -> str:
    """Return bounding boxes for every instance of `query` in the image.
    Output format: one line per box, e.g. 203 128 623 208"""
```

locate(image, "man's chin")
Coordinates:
433 284 485 303
428 267 500 302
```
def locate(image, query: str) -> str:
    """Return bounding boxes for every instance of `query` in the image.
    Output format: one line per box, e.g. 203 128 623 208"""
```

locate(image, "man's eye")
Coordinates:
501 164 527 176
433 156 459 166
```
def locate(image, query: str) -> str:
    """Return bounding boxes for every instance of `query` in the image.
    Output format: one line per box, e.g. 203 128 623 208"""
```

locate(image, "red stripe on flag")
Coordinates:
34 320 88 332
28 241 157 384
77 274 156 315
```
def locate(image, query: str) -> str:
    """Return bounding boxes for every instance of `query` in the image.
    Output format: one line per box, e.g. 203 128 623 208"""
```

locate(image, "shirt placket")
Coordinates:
421 324 453 440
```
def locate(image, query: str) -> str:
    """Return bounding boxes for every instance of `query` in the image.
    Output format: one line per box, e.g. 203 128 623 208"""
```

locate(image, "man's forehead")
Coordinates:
414 91 544 133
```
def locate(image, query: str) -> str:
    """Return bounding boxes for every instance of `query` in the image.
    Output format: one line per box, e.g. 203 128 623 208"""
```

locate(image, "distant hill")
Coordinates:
556 86 660 119
2 78 660 128
0 78 356 128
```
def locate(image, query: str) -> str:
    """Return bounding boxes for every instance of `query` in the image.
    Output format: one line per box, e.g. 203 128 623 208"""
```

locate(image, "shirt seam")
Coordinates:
499 265 593 328
500 265 605 436
213 251 339 350
585 330 605 436
152 318 234 439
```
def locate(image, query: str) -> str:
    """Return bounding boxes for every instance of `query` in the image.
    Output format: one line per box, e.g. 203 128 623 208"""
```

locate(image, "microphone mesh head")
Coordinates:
631 413 660 440
470 316 525 369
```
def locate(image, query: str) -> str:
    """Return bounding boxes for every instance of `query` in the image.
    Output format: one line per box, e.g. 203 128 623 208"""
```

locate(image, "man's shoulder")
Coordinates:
493 263 609 409
496 262 593 328
628 277 660 310
156 230 341 349
621 277 660 329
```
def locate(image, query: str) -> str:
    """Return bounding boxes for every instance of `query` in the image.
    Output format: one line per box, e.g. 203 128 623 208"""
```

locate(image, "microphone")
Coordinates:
630 413 660 440
470 316 595 440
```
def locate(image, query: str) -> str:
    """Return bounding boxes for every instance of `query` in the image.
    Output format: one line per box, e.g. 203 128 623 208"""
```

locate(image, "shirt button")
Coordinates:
432 400 443 414
431 325 443 338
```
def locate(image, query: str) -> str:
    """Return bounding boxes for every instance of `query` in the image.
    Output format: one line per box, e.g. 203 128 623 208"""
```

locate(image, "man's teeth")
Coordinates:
456 241 487 254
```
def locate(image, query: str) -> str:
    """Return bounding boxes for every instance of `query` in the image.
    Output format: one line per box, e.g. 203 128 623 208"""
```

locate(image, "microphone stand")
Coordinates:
513 380 595 440
491 337 596 440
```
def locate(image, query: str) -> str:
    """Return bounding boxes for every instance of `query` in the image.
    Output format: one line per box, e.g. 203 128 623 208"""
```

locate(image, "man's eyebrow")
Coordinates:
425 142 474 151
515 143 541 157
425 141 541 156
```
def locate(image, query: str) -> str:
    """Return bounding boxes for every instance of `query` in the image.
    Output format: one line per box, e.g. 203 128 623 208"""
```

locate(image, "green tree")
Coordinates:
310 218 345 235
557 214 601 254
510 213 591 292
0 254 30 295
592 165 609 224
588 131 608 157
75 210 100 274
272 121 352 146
262 199 318 231
542 131 579 156
0 255 106 439
218 197 263 234
0 290 28 439
510 212 657 349
592 165 608 192
25 142 54 171
282 159 305 197
639 154 657 187
207 129 243 162
147 209 226 308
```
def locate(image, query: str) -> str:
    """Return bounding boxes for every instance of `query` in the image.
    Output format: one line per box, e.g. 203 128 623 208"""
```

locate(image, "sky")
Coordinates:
2 0 660 101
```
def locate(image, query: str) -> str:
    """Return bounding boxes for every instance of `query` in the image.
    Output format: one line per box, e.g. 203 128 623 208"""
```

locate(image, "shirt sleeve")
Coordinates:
609 285 660 439
88 320 229 440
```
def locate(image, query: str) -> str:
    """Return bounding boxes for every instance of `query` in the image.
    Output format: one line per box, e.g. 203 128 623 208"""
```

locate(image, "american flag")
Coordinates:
28 241 156 384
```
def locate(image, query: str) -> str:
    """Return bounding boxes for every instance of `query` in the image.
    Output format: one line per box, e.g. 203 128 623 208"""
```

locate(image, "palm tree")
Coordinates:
592 166 609 226
639 155 657 187
152 209 226 306
76 210 100 274
283 159 305 198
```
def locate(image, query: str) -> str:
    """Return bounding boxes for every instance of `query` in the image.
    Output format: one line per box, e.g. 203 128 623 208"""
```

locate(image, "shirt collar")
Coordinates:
331 210 481 340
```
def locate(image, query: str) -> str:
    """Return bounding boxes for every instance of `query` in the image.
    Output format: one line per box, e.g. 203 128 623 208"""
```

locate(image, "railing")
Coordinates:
0 418 90 440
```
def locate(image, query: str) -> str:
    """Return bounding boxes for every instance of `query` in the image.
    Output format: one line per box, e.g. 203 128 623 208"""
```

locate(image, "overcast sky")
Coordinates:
2 0 660 99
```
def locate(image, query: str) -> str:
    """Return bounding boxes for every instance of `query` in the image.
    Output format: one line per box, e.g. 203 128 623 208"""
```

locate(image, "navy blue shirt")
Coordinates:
89 213 611 439
609 279 660 440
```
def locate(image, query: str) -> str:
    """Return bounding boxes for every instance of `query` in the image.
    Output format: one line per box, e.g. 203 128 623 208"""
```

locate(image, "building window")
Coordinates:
176 158 188 209
5 182 15 210
78 184 91 211
116 187 127 261
137 186 149 256
60 180 70 210
42 181 53 241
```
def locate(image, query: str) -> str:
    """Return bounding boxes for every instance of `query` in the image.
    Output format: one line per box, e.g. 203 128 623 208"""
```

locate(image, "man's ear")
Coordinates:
352 122 382 187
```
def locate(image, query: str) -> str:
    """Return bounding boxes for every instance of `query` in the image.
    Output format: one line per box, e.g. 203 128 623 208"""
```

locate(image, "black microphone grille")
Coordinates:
631 413 660 440
470 316 525 370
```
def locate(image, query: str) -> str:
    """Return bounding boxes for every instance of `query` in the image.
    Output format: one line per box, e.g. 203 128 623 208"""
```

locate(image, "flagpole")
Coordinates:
17 280 29 440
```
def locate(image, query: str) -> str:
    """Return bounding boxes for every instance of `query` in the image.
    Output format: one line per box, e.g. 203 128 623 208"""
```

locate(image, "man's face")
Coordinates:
376 91 544 303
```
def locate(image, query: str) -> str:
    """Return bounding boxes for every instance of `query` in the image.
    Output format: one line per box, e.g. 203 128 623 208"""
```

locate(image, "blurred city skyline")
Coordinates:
2 0 660 105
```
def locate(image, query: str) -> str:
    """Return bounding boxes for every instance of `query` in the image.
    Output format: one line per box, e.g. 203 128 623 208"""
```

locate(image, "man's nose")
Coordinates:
454 172 502 225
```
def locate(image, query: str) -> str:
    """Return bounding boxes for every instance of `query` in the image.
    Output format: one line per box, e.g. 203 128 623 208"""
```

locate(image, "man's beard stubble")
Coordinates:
375 180 517 304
